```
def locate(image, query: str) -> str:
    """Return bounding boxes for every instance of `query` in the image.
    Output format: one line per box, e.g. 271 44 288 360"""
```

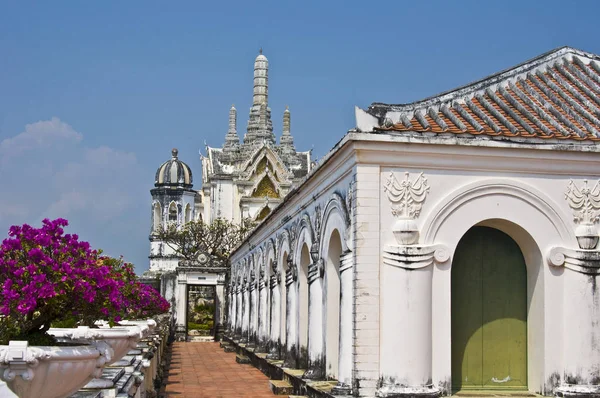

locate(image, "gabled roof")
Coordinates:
365 47 600 142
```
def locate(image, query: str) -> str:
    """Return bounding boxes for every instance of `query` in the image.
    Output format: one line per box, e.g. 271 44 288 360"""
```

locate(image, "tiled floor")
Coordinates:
162 342 275 397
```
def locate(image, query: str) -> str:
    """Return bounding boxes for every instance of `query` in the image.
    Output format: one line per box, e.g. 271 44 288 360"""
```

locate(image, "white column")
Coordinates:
258 275 269 351
175 273 187 341
268 272 281 358
377 244 444 397
249 277 258 347
228 283 235 334
242 281 250 343
332 251 353 395
304 259 325 379
215 282 225 339
564 269 600 381
235 284 242 339
284 265 298 367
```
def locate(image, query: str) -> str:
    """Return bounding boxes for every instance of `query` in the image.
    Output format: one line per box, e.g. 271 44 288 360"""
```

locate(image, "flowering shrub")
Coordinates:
0 218 169 344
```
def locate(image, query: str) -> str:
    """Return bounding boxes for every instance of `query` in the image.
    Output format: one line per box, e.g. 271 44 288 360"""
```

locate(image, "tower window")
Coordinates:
169 203 178 223
185 204 192 223
153 203 162 232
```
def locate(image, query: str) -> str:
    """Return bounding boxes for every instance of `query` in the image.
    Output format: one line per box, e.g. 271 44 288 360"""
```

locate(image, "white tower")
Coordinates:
149 148 196 272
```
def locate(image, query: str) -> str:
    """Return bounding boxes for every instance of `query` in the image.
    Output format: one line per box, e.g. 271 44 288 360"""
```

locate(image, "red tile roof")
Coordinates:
367 47 600 142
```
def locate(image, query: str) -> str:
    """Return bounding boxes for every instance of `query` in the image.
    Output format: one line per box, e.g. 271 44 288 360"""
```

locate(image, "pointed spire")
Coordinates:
224 104 239 152
282 106 291 135
280 106 295 153
253 50 268 106
245 50 275 145
228 104 237 135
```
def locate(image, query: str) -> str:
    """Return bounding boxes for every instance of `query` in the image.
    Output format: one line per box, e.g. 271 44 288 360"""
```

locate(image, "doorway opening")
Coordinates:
187 285 217 342
451 226 527 391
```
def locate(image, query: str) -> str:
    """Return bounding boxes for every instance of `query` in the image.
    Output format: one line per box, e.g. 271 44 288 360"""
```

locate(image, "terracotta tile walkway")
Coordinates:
162 342 275 397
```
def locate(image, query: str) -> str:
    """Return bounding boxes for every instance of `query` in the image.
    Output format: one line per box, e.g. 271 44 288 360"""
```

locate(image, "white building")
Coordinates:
148 148 196 272
148 51 311 273
199 50 311 225
146 52 312 340
225 47 600 398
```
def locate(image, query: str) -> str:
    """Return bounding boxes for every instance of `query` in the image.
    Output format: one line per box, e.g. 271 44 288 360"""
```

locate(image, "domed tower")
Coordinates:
149 148 197 272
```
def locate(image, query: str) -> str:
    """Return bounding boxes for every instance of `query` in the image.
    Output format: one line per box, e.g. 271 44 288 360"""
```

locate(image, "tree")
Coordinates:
157 218 251 264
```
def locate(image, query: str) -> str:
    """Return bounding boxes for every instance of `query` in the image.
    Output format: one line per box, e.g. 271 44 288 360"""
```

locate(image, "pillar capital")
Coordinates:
285 265 297 286
307 258 324 284
270 272 280 288
548 246 600 274
339 250 353 273
383 244 450 270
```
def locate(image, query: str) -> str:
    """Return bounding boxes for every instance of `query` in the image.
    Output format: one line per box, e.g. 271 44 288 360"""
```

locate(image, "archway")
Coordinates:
187 285 216 341
451 226 527 391
298 243 310 368
325 229 342 380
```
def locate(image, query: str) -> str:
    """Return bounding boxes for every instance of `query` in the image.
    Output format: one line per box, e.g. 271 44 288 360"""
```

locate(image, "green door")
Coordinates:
451 226 527 391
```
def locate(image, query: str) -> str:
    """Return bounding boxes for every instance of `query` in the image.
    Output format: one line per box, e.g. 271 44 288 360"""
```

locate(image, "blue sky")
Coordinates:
1 0 599 273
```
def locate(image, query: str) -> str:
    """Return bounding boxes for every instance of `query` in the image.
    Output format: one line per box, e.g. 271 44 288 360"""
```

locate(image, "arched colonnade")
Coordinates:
227 193 353 391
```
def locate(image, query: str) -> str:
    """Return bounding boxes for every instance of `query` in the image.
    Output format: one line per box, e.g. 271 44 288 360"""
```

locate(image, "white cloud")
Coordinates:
0 117 149 271
0 117 82 160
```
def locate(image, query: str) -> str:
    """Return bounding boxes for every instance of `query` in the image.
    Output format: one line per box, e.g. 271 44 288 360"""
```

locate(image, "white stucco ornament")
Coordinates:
565 179 600 249
384 172 430 245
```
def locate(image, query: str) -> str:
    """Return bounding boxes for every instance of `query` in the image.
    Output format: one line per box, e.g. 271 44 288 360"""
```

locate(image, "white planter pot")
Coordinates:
119 319 157 337
0 340 111 398
49 326 141 365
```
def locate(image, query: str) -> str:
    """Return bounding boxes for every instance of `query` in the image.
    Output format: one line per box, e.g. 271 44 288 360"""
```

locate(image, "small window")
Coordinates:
169 203 178 223
185 204 192 223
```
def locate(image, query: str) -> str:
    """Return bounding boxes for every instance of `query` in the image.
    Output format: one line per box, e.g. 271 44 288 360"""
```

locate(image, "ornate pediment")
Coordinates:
239 145 292 183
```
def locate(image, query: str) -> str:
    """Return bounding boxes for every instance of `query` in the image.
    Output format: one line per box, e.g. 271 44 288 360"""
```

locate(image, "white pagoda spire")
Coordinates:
280 106 295 153
224 104 240 152
246 49 275 144
253 48 269 106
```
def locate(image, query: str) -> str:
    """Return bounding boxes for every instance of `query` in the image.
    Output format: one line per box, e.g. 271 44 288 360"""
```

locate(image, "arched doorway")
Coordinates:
451 226 527 391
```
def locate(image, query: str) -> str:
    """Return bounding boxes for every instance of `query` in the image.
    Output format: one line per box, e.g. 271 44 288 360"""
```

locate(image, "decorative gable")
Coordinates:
240 145 291 183
252 175 280 198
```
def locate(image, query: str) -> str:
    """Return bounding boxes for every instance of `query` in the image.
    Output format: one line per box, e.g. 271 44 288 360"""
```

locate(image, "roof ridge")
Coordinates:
363 46 600 143
368 46 600 117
